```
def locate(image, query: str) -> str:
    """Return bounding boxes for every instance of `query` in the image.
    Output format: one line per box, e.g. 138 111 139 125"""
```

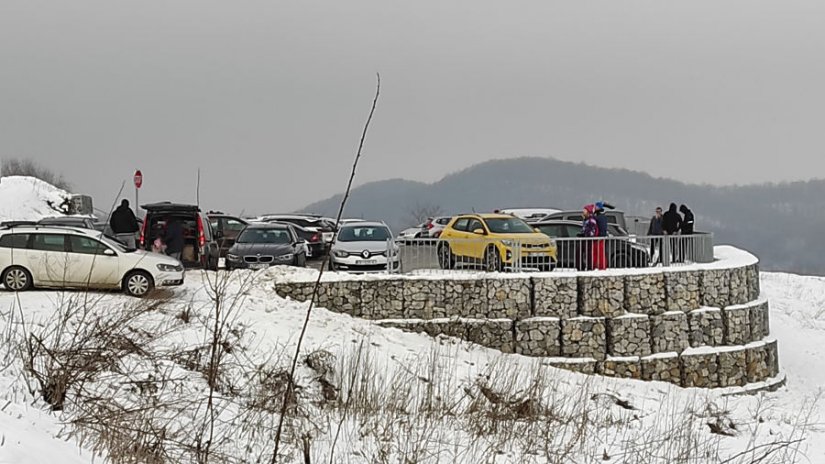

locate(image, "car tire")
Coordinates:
123 271 154 298
484 246 502 272
437 243 454 270
2 266 33 292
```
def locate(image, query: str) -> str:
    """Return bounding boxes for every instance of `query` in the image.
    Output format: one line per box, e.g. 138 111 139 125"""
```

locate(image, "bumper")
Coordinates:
331 255 400 272
155 271 185 287
225 257 294 269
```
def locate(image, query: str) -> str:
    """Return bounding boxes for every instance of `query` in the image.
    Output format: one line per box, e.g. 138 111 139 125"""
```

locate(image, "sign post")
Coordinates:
134 170 143 214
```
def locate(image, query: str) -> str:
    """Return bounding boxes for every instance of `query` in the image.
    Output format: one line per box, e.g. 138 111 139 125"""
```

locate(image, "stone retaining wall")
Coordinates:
274 252 778 389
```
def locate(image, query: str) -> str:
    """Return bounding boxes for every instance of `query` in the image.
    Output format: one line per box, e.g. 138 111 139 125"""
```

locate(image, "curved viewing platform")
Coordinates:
274 246 779 390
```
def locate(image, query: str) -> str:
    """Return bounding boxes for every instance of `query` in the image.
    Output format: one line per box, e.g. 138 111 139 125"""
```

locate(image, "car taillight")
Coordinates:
311 233 320 242
197 216 206 248
433 230 442 238
139 218 148 247
426 222 434 229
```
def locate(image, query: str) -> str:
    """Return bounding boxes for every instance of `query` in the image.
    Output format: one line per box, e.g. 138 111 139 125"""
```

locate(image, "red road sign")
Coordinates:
134 170 143 189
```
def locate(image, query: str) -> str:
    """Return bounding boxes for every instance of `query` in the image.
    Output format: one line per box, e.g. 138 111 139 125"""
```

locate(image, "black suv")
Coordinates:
140 202 220 270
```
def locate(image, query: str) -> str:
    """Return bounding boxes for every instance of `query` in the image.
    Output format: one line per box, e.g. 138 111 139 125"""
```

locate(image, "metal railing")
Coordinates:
386 232 714 274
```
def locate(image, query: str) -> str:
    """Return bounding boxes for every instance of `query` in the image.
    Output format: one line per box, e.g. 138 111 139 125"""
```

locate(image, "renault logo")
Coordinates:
361 250 370 259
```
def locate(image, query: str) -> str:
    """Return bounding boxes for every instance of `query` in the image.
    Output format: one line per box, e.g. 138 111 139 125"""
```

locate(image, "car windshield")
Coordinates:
485 218 535 234
337 226 391 242
99 235 129 252
237 228 291 244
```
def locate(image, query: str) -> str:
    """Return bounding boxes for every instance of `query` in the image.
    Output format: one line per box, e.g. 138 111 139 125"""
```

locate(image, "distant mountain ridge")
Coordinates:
301 157 825 275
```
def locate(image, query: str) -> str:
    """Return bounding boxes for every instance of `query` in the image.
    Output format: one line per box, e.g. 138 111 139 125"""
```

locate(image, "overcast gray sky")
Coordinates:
1 0 824 215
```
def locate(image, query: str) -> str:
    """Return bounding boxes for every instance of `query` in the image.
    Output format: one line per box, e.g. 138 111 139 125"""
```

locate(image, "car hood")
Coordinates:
230 243 294 256
333 241 390 253
490 232 553 243
122 249 180 267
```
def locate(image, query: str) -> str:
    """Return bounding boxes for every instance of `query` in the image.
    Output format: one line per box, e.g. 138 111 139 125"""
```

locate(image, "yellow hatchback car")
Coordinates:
437 214 557 271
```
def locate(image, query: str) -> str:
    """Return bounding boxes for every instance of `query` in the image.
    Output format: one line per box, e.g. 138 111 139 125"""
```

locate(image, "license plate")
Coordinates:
527 252 546 257
249 263 268 270
356 259 377 265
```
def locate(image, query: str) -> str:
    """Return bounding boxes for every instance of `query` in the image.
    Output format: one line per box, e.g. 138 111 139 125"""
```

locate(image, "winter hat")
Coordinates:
595 201 604 210
584 204 596 214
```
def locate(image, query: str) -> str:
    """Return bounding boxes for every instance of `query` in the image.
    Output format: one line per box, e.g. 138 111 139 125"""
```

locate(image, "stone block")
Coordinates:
515 318 561 357
607 315 652 357
361 280 404 319
486 277 532 319
722 306 751 345
326 281 362 316
561 317 607 360
651 312 689 354
766 339 779 377
745 343 771 383
464 319 515 353
700 269 730 308
442 280 465 318
459 279 489 319
545 359 598 375
681 351 720 388
532 276 578 318
421 318 467 339
641 353 682 385
599 357 642 379
403 279 445 319
728 267 749 306
624 274 666 315
665 270 701 312
579 276 625 318
749 301 770 340
746 263 761 301
688 308 725 347
718 348 748 387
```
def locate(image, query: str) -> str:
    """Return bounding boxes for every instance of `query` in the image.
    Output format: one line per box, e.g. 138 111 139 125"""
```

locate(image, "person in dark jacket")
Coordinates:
109 199 139 249
662 203 682 263
163 218 185 261
579 204 599 271
679 204 694 235
647 206 664 264
593 201 609 270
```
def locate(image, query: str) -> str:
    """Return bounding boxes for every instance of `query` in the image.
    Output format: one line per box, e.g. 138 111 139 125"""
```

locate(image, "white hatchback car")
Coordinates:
330 222 399 272
0 226 185 297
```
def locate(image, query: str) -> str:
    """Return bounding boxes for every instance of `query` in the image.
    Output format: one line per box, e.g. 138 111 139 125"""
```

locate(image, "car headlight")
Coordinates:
277 253 294 260
501 240 517 248
333 250 348 258
226 253 241 261
157 263 182 272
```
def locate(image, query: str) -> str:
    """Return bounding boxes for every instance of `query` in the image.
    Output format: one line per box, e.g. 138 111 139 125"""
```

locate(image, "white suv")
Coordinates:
0 226 185 297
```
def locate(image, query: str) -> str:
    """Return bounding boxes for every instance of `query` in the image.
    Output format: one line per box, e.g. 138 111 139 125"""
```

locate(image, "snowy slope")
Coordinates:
0 176 71 222
0 270 822 463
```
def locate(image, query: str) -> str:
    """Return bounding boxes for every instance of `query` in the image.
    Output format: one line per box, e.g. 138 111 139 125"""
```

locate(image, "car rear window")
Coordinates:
0 234 29 248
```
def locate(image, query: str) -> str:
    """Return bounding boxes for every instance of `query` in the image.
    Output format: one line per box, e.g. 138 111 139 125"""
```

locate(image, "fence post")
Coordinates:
662 236 671 267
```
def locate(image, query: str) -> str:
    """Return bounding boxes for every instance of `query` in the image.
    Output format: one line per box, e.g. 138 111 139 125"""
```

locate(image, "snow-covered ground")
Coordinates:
0 176 71 222
0 269 822 463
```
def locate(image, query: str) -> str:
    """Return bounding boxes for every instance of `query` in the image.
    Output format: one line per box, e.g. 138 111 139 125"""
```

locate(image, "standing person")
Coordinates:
163 218 185 262
594 201 609 270
662 203 682 263
647 206 664 264
679 204 695 262
580 204 600 271
109 199 139 249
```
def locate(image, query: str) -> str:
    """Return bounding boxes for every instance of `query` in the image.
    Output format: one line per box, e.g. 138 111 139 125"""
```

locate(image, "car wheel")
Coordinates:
123 271 154 298
2 266 32 292
484 246 502 272
437 243 454 270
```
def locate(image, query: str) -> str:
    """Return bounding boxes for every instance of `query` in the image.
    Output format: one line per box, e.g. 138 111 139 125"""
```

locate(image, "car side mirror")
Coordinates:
534 228 541 233
103 248 116 256
472 228 486 235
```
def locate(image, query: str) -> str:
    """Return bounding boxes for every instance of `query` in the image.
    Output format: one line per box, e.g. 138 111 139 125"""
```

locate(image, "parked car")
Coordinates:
38 216 98 230
397 223 426 241
529 219 649 269
225 223 307 270
539 210 628 232
0 226 184 297
285 223 325 258
257 215 336 245
422 216 452 238
330 222 399 272
0 221 37 228
498 208 561 221
207 212 248 258
437 214 557 272
139 202 220 270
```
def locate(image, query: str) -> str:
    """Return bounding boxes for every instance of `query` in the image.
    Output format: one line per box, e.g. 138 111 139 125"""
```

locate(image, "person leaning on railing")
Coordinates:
662 203 682 263
648 206 664 264
679 204 695 262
